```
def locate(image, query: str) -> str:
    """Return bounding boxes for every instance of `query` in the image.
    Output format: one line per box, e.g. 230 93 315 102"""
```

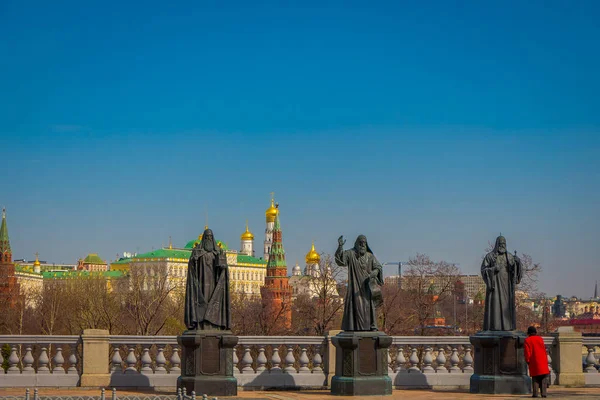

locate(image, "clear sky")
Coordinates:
1 1 599 298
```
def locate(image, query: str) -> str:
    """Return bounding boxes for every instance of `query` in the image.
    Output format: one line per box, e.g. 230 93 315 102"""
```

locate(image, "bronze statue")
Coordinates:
184 229 231 330
481 236 523 331
335 235 383 331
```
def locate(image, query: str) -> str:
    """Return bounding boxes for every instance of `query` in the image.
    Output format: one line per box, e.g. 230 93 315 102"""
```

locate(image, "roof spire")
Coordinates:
0 207 11 254
595 280 598 299
169 236 173 249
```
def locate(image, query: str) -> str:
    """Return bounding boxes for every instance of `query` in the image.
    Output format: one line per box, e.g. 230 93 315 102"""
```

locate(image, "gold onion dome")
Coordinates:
265 197 279 222
33 253 41 267
240 221 254 241
305 242 321 264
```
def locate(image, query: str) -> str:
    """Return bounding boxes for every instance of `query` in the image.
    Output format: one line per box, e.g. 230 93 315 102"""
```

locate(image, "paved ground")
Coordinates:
1 388 600 400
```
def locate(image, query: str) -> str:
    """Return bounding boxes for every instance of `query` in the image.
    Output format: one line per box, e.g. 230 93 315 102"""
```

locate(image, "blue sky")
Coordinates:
1 1 599 298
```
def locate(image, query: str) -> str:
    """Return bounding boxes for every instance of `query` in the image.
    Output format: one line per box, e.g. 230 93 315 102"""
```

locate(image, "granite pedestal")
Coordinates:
469 330 531 395
330 331 392 396
177 330 238 396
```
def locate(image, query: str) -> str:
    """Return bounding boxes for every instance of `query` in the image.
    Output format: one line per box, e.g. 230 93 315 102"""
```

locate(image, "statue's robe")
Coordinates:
481 251 522 331
335 247 383 331
184 247 231 330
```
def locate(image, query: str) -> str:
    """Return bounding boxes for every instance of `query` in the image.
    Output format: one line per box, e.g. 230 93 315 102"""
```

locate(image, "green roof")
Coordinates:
42 270 125 279
237 254 267 265
135 248 192 260
83 253 106 264
111 257 132 265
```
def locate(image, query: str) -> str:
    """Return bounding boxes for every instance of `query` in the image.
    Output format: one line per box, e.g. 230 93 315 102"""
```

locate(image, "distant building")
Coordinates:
384 273 486 300
77 253 108 272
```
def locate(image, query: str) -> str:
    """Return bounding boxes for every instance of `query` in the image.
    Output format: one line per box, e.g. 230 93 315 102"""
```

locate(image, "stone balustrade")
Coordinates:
583 336 600 386
0 335 80 387
1 331 595 390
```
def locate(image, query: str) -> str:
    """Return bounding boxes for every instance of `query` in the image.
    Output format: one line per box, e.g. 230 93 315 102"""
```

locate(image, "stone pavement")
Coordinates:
1 388 600 399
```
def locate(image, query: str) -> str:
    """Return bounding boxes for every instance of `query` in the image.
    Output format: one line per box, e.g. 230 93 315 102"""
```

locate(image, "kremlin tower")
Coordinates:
260 203 292 330
0 208 20 305
264 194 278 261
240 221 254 256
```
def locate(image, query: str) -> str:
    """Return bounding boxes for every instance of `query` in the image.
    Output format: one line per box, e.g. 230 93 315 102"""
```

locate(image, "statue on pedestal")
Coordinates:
179 228 237 396
335 235 384 331
184 228 230 331
481 235 523 331
331 234 391 396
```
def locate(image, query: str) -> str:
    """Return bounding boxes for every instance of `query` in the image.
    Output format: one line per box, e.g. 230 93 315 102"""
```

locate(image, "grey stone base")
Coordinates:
469 330 531 395
330 331 393 396
177 329 238 397
331 375 392 396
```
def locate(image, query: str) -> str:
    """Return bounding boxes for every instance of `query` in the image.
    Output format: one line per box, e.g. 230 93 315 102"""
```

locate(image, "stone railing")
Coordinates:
0 335 80 387
583 336 600 386
1 328 596 389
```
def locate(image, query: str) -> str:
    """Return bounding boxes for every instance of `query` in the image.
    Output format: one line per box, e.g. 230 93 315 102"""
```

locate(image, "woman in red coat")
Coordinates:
524 326 550 398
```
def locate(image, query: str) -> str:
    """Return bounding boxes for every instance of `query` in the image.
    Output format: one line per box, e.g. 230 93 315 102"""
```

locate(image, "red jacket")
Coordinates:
524 334 550 377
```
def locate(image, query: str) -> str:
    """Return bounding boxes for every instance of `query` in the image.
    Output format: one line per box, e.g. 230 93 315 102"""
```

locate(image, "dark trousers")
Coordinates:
532 373 549 397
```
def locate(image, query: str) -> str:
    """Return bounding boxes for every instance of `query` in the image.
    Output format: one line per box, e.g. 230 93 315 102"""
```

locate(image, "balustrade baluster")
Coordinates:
284 345 296 373
38 346 50 374
585 345 598 373
125 345 138 373
408 347 420 372
435 347 448 373
449 347 460 373
7 345 20 373
141 346 153 373
387 349 393 374
298 346 310 373
271 345 282 373
53 346 66 374
241 345 254 373
22 346 35 374
111 346 123 372
155 345 167 373
68 344 78 373
171 345 181 372
232 346 239 373
546 344 553 381
462 345 474 372
421 346 434 373
0 349 3 366
394 346 406 373
256 346 267 372
312 345 323 373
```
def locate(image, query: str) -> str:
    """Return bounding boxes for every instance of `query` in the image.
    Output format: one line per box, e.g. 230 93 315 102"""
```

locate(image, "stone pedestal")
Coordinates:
330 331 392 396
470 331 531 395
177 330 238 396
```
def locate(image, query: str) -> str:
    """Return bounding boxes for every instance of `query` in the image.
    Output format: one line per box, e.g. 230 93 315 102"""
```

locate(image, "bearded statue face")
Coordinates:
497 237 507 254
357 237 367 256
203 231 215 252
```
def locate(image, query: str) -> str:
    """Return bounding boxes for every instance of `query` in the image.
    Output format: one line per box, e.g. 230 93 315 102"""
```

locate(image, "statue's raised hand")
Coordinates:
338 235 346 247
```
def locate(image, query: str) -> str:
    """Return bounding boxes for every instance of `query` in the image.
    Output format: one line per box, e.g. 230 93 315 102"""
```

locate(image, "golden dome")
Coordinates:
240 221 254 241
33 252 41 267
265 197 279 222
305 241 321 264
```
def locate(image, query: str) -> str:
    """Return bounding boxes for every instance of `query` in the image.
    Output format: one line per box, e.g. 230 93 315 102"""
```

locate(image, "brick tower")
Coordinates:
260 204 292 330
0 208 20 305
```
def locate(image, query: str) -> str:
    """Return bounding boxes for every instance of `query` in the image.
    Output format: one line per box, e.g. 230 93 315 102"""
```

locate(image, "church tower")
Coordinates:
240 220 254 256
261 204 292 329
264 194 278 261
0 208 20 305
304 241 321 277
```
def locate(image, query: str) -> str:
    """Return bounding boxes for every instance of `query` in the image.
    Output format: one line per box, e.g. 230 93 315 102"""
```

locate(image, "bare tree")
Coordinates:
401 253 460 335
291 254 345 335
